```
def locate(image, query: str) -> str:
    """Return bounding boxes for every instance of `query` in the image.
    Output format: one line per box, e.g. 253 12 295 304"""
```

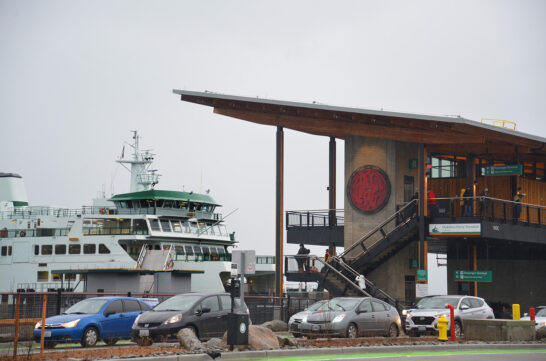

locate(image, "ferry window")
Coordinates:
175 246 185 255
193 246 203 255
7 246 11 256
84 244 96 254
172 221 182 232
149 219 160 231
163 200 174 208
65 273 76 281
52 273 62 281
37 271 48 282
98 244 110 254
184 245 194 255
160 220 171 232
202 246 210 255
34 245 39 255
41 245 52 255
217 247 225 254
69 244 81 254
133 219 147 233
1 246 6 256
209 247 218 255
178 201 188 209
55 245 67 255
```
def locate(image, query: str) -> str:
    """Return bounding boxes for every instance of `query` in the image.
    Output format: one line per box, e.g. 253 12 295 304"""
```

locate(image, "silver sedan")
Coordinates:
298 297 401 338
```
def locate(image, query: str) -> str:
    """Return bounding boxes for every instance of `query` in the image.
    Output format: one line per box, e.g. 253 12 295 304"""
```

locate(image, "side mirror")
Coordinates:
105 311 114 317
357 309 367 314
201 307 211 314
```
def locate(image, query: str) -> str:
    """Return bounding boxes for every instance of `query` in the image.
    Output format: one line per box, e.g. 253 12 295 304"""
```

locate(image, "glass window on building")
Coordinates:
55 244 67 255
41 245 52 255
84 244 96 254
98 244 110 254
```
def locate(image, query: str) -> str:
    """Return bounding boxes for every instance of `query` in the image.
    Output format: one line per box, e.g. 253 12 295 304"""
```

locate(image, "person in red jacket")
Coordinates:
427 188 437 217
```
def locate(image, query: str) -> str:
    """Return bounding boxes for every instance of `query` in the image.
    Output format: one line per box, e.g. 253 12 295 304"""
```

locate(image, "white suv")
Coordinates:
404 295 494 337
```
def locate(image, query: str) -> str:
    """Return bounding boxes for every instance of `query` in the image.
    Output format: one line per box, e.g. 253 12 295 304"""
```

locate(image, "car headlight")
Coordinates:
332 314 346 323
406 313 412 319
164 314 182 324
61 319 80 328
435 313 449 319
34 321 42 329
133 314 142 326
302 316 308 323
401 309 407 316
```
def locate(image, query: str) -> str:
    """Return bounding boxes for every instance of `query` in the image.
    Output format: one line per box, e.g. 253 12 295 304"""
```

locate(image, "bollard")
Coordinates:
447 304 455 341
437 315 448 341
530 307 535 322
513 304 520 320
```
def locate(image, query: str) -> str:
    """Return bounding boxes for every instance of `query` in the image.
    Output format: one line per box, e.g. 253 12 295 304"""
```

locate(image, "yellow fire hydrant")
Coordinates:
437 315 448 342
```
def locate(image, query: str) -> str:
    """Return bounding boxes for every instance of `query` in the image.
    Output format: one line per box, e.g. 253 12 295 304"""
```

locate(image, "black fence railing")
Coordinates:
286 209 344 228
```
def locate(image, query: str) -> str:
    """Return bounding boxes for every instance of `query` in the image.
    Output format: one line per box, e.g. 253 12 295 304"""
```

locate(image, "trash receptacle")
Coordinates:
227 312 249 346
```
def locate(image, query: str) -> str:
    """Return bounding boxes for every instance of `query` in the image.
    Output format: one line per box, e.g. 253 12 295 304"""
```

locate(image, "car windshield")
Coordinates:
415 297 459 309
64 299 108 314
327 299 360 311
536 308 546 317
307 301 327 311
154 294 202 311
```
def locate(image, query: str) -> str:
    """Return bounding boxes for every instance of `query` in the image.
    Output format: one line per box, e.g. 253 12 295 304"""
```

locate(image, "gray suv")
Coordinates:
404 295 494 337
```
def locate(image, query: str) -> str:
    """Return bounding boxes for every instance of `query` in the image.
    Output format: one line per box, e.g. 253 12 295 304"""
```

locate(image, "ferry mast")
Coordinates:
116 130 160 192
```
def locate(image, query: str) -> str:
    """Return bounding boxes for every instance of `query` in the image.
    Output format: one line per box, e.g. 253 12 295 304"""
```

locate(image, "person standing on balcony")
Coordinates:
324 248 331 264
463 187 473 216
297 243 310 272
459 187 466 216
427 188 437 217
513 187 526 221
479 188 490 217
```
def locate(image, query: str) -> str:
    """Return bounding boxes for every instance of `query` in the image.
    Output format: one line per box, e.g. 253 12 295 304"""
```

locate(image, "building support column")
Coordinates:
419 143 426 269
328 137 336 256
275 126 284 298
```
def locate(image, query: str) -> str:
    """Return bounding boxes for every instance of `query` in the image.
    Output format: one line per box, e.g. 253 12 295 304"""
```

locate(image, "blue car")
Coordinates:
34 296 152 348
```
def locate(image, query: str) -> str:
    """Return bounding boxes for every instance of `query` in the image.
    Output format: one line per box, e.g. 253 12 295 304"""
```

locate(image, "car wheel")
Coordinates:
346 323 358 338
136 336 153 346
105 338 118 346
44 341 57 349
386 323 399 338
454 321 463 338
81 327 99 347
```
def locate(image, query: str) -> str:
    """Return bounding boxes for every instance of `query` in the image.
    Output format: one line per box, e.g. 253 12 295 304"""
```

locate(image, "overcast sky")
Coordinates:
2 1 545 293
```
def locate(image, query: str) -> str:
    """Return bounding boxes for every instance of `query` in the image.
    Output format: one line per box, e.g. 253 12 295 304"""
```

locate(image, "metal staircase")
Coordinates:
136 243 176 270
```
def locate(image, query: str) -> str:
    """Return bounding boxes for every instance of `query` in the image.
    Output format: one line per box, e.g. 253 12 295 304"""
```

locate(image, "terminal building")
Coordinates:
174 90 546 311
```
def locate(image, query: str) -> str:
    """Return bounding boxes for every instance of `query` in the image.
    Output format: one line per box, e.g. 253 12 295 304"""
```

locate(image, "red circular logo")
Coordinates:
347 166 391 214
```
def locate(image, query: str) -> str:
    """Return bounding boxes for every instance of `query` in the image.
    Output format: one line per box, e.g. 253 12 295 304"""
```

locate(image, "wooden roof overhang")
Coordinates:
173 90 546 163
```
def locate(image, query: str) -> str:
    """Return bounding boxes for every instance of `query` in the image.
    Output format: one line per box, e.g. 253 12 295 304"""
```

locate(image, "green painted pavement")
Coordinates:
252 349 546 361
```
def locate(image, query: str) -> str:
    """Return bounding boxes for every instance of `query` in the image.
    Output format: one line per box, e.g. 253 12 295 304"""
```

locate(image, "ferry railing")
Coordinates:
286 209 344 228
135 244 148 269
0 228 71 238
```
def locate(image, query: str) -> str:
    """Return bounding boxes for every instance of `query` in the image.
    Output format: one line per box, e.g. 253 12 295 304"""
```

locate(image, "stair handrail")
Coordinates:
135 243 148 269
310 256 372 298
339 199 418 261
330 254 399 308
163 244 175 270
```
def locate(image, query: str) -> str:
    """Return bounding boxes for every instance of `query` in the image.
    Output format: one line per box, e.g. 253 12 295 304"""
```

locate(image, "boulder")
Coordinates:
537 327 546 340
261 319 288 332
177 328 205 351
205 337 225 351
221 325 280 350
277 335 298 347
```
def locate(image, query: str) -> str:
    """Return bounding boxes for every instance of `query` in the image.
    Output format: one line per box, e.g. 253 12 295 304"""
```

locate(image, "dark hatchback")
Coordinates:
131 292 248 345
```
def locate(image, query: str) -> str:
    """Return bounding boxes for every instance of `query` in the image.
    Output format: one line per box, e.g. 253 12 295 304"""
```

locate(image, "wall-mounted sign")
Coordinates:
429 223 481 236
416 283 429 298
482 164 522 176
409 258 419 269
409 159 418 169
347 165 391 214
454 270 492 282
416 269 427 281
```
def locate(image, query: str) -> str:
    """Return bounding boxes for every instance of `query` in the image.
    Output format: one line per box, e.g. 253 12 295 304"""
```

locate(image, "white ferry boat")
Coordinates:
0 131 254 293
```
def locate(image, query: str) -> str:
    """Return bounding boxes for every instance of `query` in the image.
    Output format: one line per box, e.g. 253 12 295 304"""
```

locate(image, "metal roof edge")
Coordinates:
173 89 546 145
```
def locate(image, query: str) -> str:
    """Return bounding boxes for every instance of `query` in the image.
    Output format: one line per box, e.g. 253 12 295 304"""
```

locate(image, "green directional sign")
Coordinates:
409 258 419 269
454 270 492 282
416 269 427 281
482 164 522 176
409 159 418 169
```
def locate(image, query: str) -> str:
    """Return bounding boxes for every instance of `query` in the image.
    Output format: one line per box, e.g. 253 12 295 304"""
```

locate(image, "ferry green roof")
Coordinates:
109 190 219 205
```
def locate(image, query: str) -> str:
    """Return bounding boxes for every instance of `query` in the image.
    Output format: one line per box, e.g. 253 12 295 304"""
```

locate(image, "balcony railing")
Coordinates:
286 209 344 228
